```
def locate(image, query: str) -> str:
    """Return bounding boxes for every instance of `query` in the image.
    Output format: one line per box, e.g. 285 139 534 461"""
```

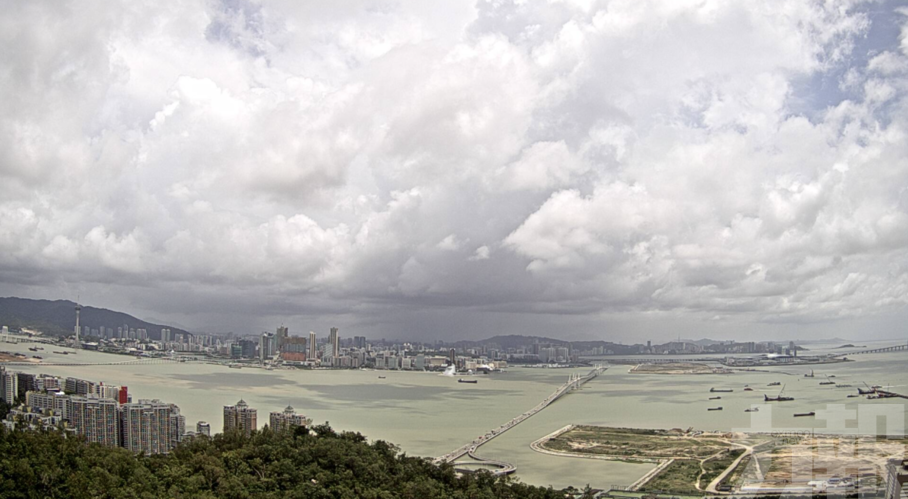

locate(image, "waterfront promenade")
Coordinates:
435 364 606 476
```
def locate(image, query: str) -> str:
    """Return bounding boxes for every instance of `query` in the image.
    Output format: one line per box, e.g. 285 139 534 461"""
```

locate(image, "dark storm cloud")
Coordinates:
1 0 908 342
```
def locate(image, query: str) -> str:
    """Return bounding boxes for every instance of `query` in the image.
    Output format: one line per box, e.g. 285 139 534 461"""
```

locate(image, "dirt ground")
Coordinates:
629 363 730 375
744 435 906 488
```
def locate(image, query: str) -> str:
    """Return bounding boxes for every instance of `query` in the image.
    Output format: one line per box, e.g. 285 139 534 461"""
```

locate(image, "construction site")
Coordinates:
536 425 907 495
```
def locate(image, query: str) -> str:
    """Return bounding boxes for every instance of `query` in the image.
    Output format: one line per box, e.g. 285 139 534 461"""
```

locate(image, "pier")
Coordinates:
434 364 606 476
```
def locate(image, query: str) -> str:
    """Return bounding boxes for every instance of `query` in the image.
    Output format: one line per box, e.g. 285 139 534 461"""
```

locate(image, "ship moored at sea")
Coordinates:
764 385 795 402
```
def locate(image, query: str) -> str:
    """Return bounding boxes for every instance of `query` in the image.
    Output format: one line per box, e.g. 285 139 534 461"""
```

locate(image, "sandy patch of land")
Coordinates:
746 435 906 489
630 362 730 375
0 351 39 363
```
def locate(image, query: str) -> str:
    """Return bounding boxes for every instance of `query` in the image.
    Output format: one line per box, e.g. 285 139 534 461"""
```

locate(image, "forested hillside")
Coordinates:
0 297 189 340
0 424 567 499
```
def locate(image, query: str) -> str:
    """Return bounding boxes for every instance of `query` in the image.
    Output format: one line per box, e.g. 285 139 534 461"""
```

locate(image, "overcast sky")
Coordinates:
2 0 908 342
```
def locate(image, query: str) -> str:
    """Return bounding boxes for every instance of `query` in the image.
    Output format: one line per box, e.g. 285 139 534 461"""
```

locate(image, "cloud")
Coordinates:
469 246 491 261
1 0 907 341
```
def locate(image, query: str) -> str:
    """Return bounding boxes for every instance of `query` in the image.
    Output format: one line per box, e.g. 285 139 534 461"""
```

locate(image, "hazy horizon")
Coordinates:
2 1 908 342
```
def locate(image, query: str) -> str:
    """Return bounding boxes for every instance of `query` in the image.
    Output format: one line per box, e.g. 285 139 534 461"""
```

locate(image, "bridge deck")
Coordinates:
437 365 606 476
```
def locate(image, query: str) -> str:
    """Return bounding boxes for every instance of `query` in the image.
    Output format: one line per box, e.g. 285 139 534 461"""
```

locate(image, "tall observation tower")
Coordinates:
74 302 82 347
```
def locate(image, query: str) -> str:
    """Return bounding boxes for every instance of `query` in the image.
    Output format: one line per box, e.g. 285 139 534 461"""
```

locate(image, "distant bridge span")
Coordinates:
831 342 908 357
1 358 182 367
434 365 606 476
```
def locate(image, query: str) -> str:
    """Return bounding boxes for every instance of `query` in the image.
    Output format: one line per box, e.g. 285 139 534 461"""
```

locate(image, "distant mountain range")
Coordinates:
0 297 190 340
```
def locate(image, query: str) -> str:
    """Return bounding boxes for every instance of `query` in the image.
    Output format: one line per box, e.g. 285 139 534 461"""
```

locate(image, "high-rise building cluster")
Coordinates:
2 367 188 455
217 326 513 373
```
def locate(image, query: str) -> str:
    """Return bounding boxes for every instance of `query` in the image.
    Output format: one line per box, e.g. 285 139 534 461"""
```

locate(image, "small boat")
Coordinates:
820 381 835 385
745 407 759 412
28 347 38 352
709 396 722 400
805 370 814 378
794 412 815 417
378 376 386 379
458 378 478 384
32 356 42 359
847 394 859 398
708 407 723 411
768 381 781 386
229 365 242 369
744 387 753 391
828 375 836 378
710 387 733 393
835 384 852 388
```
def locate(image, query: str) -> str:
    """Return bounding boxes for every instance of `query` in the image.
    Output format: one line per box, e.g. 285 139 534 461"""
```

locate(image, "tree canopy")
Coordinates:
0 423 566 499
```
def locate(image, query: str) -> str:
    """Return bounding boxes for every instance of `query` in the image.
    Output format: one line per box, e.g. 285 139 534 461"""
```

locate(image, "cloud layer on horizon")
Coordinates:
2 0 908 340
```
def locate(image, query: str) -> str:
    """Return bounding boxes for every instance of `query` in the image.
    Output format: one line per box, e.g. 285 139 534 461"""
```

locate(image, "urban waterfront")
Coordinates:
2 339 907 490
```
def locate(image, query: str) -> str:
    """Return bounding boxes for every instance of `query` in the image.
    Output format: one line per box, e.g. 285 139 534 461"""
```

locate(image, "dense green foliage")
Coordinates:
0 424 565 499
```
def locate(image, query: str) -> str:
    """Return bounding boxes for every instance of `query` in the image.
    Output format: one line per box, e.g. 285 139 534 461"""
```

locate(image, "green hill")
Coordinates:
0 424 568 498
0 297 190 341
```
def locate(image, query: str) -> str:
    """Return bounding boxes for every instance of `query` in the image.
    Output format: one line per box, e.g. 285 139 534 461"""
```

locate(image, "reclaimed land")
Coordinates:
629 363 730 375
639 459 703 495
540 426 735 460
754 435 907 490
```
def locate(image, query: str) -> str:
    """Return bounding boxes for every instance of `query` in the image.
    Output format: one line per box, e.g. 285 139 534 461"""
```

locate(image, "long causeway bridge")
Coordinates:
831 342 908 357
1 358 182 367
434 364 606 476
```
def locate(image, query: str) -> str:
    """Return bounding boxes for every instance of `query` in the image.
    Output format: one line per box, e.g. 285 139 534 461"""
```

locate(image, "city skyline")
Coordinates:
2 1 908 343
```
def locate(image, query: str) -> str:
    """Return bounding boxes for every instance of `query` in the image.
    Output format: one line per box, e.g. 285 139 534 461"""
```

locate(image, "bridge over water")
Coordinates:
1 358 183 367
831 342 908 357
434 364 606 476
